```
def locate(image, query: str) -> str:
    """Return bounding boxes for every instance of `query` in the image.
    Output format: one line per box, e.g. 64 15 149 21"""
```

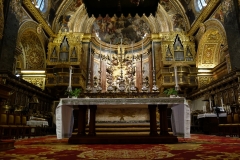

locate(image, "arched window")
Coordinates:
36 0 45 12
197 0 207 11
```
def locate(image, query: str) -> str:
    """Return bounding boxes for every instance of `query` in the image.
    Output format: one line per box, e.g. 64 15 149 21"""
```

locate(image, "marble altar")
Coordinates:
56 97 189 144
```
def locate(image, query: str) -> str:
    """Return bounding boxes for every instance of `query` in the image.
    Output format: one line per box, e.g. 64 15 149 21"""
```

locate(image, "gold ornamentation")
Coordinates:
202 44 216 64
20 31 45 69
22 0 56 37
187 0 221 36
36 24 42 34
22 77 45 90
47 32 84 66
198 76 213 88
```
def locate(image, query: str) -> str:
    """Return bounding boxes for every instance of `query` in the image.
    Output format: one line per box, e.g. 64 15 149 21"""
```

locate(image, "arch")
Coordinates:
69 3 173 35
196 19 227 68
17 21 47 69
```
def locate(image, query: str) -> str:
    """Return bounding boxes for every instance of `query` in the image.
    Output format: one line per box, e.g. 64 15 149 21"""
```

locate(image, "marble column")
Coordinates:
221 0 240 70
0 0 19 72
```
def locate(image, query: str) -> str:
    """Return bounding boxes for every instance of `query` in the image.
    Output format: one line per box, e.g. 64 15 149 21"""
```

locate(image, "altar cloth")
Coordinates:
56 97 190 139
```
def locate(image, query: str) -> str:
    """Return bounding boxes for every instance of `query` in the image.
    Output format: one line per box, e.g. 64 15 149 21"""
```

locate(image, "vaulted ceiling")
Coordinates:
83 0 160 17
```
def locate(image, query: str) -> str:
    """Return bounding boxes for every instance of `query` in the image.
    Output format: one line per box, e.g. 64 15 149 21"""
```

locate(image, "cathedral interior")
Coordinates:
1 0 240 138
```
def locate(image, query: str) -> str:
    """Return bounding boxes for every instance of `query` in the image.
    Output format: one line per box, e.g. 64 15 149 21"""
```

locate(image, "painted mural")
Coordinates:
57 0 83 32
160 0 186 31
92 15 151 45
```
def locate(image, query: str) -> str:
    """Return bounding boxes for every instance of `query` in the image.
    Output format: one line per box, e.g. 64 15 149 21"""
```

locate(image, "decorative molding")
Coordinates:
22 0 56 37
187 0 221 36
22 77 45 90
61 97 185 105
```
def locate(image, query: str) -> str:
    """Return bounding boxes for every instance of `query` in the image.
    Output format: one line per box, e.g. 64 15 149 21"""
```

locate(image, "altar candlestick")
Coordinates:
100 41 102 71
174 66 178 90
221 98 223 107
152 41 154 68
68 66 72 93
110 41 112 61
89 42 91 67
209 97 212 111
132 42 133 59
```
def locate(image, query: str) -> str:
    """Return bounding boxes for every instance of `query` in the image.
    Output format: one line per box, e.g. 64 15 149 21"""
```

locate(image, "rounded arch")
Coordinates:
17 21 47 69
196 19 227 68
69 3 173 35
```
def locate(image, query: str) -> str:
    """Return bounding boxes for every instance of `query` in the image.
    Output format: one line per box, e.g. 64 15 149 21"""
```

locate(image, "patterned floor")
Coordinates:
1 134 240 159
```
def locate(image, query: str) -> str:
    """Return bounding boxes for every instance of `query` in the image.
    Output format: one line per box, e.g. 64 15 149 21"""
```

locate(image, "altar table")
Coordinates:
56 97 188 144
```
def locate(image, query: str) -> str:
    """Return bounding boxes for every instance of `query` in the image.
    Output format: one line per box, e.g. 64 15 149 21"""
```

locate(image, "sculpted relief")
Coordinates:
20 31 45 69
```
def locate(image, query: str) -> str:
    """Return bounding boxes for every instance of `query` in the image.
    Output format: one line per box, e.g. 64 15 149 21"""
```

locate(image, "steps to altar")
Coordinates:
70 123 175 144
0 140 15 151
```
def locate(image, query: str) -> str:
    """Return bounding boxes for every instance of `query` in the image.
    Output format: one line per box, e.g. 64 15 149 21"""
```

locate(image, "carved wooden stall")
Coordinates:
188 69 240 134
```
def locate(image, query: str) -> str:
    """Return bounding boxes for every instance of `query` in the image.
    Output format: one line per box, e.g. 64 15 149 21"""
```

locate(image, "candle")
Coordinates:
174 66 178 89
132 42 133 60
110 41 111 61
152 41 154 68
121 38 122 52
209 97 212 111
89 42 91 67
100 41 101 71
221 98 223 107
68 66 72 91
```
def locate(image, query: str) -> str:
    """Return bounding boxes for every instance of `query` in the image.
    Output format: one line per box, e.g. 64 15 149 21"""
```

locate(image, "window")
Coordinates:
197 0 207 11
36 0 45 12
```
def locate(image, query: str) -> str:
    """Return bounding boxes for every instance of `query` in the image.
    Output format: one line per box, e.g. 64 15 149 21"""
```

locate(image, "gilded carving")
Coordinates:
22 77 45 90
196 18 227 69
202 44 217 64
187 0 221 36
18 21 47 48
20 31 45 69
22 0 56 37
198 76 213 88
47 32 84 66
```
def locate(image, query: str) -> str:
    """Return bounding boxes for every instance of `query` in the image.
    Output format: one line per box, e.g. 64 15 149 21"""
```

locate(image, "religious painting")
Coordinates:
58 15 71 32
160 0 172 12
57 0 83 32
67 0 83 11
92 15 151 45
172 14 186 31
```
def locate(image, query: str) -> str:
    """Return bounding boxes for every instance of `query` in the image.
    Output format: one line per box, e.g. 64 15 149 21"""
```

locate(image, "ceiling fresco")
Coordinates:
92 15 151 45
52 0 189 38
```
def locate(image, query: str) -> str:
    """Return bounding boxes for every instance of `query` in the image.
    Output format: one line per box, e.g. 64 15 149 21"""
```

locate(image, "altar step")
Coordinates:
0 140 15 151
74 123 172 135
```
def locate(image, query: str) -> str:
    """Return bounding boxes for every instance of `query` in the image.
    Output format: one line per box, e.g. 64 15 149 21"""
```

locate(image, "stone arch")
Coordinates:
69 3 174 34
196 19 227 68
17 20 47 69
